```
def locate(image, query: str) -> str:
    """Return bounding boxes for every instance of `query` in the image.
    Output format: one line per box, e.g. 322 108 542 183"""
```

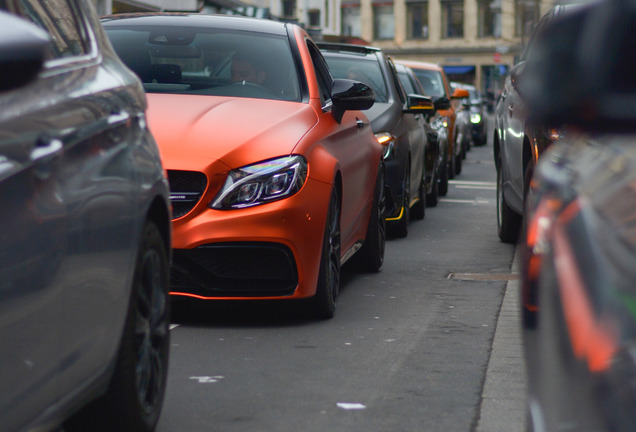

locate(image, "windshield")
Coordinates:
105 27 301 102
411 69 446 99
322 56 389 103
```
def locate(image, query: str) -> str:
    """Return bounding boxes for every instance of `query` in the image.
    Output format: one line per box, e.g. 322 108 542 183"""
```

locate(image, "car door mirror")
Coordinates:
434 97 451 111
451 88 469 99
0 11 50 92
509 62 526 96
404 94 435 115
331 78 375 123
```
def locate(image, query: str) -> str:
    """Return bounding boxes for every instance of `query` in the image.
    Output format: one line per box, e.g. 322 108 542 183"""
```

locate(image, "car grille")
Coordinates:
167 170 207 219
170 242 299 297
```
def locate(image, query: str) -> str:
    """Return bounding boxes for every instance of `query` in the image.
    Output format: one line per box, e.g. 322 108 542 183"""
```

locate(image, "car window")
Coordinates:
411 69 446 99
306 40 332 107
8 0 88 61
322 55 389 103
397 70 418 95
105 26 301 102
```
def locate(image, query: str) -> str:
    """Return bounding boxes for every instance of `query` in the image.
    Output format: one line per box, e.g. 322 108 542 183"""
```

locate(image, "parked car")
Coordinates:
395 60 468 186
394 62 447 206
520 1 636 431
102 14 385 319
0 2 172 432
492 5 575 243
452 82 487 160
317 43 435 237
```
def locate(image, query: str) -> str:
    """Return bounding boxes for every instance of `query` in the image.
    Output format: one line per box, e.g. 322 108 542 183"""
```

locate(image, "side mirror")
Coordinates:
434 97 451 111
404 94 435 115
451 88 469 99
331 78 375 123
0 11 50 92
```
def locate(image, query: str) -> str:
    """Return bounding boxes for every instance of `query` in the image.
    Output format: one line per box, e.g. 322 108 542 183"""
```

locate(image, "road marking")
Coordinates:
448 273 519 281
170 324 180 330
455 185 497 190
337 403 367 410
449 180 496 186
190 376 224 383
440 198 490 204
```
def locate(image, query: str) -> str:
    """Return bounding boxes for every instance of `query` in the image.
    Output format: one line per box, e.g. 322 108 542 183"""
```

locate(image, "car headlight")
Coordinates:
375 132 397 160
470 113 482 124
440 116 450 128
210 155 308 209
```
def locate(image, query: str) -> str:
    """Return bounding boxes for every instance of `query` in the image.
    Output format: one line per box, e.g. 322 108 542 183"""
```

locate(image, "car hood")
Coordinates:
363 102 400 134
146 94 318 171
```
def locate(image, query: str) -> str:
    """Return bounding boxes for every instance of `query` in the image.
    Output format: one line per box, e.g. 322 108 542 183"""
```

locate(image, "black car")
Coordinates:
318 43 435 238
492 5 574 243
395 62 447 206
0 2 172 432
520 1 636 431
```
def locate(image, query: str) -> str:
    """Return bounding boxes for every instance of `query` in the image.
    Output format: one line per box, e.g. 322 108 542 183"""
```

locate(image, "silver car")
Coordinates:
0 1 172 431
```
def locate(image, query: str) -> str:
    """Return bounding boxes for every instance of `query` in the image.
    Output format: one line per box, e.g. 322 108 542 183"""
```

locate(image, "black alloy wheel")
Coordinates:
309 187 341 319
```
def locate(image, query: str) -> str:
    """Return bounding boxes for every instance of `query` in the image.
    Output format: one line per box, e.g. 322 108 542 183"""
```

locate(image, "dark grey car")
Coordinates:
318 43 433 238
0 2 172 432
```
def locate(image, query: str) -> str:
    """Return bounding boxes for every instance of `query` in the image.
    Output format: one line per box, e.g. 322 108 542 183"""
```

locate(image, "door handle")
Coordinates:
356 118 368 129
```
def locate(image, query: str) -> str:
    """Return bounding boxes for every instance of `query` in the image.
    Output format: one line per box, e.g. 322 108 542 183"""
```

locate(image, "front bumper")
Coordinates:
169 177 331 300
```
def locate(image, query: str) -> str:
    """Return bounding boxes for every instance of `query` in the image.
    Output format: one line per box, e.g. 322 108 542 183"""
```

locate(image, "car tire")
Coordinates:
411 162 426 219
455 150 463 176
426 165 439 207
497 162 522 243
65 221 170 432
438 157 449 197
309 187 341 319
351 165 385 272
391 165 410 238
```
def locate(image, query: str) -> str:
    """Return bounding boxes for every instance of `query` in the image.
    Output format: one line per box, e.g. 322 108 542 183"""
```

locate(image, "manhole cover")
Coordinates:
448 273 519 281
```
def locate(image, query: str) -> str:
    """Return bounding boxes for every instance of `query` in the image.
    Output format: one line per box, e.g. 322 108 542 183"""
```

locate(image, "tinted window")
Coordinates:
411 69 446 98
323 56 388 102
106 26 301 102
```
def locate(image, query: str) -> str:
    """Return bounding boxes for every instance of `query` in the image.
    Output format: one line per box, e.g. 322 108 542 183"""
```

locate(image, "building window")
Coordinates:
407 1 428 40
341 5 361 37
478 0 501 38
441 0 463 38
373 4 394 40
515 0 539 40
308 9 320 26
282 0 295 19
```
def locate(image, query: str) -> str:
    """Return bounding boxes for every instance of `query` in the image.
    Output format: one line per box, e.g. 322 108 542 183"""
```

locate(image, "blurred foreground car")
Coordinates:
395 62 445 206
0 2 172 432
318 43 434 237
395 60 468 187
492 5 574 243
520 1 636 431
103 14 385 319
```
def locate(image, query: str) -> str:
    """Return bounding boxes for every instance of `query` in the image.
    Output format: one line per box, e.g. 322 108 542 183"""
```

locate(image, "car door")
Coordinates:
0 1 139 429
386 58 426 205
304 40 378 252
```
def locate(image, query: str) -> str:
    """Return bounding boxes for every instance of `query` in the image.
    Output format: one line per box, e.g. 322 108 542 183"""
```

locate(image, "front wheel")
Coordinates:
391 165 410 238
497 162 522 243
411 159 426 219
351 165 386 272
438 156 449 197
308 187 341 319
65 221 170 432
426 164 439 207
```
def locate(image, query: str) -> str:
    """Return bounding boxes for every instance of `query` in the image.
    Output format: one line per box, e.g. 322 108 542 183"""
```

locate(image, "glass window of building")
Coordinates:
308 9 320 26
407 1 428 40
373 3 394 40
441 0 463 38
478 0 501 38
515 0 539 39
282 0 296 19
341 4 361 37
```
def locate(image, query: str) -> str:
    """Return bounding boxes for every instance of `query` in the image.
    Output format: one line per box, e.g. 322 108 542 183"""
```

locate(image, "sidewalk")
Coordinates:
476 249 527 432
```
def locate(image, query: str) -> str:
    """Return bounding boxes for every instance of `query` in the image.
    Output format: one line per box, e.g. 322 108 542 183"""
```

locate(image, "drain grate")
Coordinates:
447 273 519 281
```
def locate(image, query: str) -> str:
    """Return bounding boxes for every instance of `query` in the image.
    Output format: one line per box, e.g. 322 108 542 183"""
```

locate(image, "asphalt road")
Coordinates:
161 124 527 432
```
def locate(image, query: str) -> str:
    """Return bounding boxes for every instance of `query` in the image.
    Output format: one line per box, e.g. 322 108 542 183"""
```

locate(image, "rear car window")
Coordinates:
323 56 389 103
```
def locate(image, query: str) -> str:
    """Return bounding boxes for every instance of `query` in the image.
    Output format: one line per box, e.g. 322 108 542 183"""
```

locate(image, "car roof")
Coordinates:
101 13 291 36
395 59 443 72
316 42 382 57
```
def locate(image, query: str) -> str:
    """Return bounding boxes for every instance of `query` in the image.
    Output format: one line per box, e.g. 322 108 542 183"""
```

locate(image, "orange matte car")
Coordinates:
395 60 468 191
103 13 386 318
